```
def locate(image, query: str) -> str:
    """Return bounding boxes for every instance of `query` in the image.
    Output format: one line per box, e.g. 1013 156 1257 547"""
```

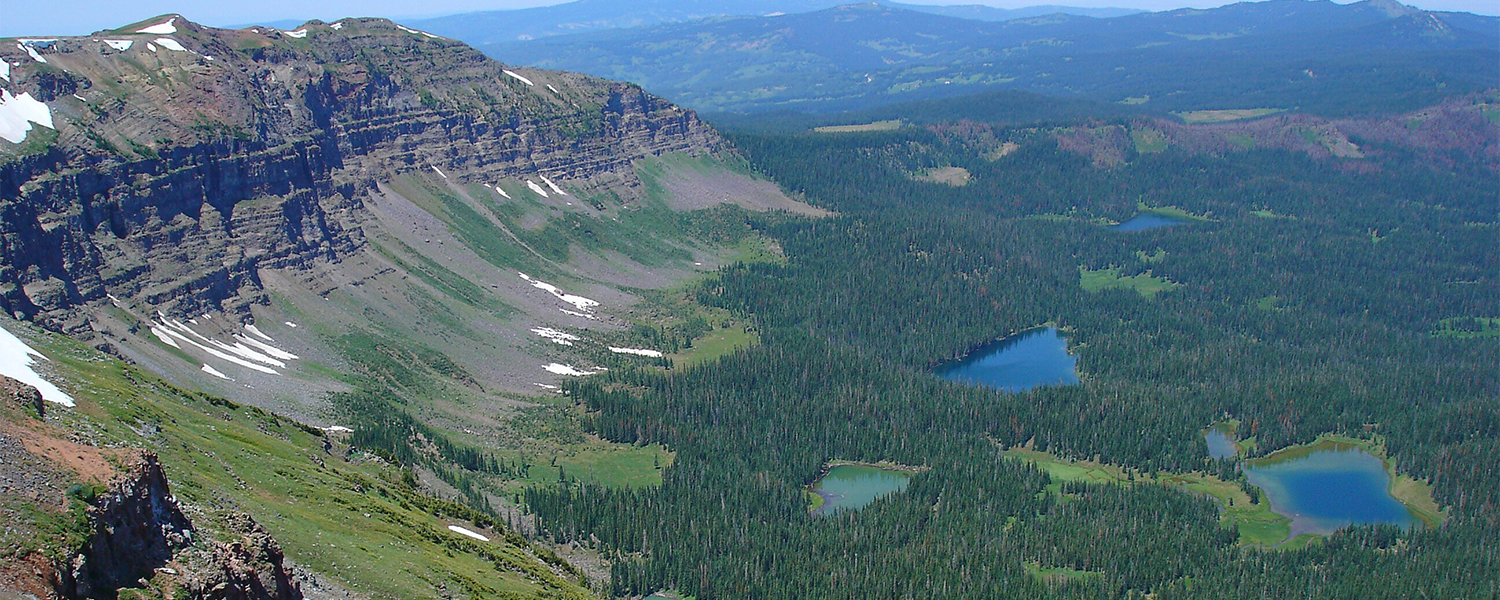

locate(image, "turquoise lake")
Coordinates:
1205 429 1237 459
1243 444 1422 538
936 328 1079 392
1112 213 1188 232
810 465 913 516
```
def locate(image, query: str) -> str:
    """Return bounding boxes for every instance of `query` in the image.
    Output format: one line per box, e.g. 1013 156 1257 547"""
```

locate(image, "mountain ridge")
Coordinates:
480 0 1498 114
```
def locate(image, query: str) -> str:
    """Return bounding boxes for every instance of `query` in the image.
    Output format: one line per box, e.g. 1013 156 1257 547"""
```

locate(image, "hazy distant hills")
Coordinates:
477 0 1498 115
406 0 1142 45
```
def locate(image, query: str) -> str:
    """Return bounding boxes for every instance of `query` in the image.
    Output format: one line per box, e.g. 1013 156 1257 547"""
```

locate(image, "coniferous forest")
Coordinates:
527 109 1499 598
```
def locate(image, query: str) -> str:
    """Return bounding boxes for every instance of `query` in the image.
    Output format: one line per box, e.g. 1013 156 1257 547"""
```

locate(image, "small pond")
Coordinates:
1243 442 1422 537
936 327 1079 393
1205 429 1237 459
1112 213 1188 232
810 465 913 516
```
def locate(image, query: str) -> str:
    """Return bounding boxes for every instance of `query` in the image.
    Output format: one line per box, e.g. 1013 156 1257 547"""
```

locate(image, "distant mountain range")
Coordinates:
474 0 1498 115
404 0 1144 45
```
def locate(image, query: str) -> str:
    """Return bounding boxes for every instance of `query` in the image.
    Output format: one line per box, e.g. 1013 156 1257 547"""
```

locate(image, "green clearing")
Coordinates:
1002 446 1292 547
1118 95 1150 105
16 323 593 600
1175 108 1283 124
669 323 757 369
1250 208 1295 220
1433 317 1500 339
1024 562 1103 584
813 120 903 133
524 437 673 489
1138 201 1214 222
1135 249 1167 264
1130 127 1168 153
1079 266 1180 298
913 166 972 186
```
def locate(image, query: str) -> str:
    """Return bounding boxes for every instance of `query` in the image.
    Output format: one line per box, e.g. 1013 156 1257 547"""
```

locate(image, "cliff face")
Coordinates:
0 16 717 333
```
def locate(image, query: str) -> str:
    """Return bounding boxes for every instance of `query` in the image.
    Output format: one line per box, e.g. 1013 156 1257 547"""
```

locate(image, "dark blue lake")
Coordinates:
936 328 1079 392
1205 429 1237 459
1243 444 1421 537
1112 213 1188 232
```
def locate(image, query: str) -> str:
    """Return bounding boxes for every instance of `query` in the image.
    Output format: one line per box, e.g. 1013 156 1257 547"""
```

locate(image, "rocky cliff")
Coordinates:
0 16 718 334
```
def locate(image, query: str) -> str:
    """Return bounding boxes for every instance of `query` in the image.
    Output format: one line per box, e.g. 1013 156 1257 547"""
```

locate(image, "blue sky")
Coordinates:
3 0 1495 37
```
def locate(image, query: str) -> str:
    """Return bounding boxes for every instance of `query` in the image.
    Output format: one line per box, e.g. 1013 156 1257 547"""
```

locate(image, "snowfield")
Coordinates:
154 38 188 52
519 273 599 313
201 364 233 381
540 175 567 196
396 25 440 39
0 324 76 407
609 347 664 358
137 18 178 34
447 525 489 542
0 90 54 144
544 363 606 377
531 327 581 346
525 180 549 197
17 43 46 63
503 70 535 86
284 29 308 38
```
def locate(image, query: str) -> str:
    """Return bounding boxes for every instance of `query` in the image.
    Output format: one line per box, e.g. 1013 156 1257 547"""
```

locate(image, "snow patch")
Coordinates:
559 308 596 320
0 62 8 82
518 273 599 313
447 525 489 541
154 38 188 52
609 347 663 358
285 322 298 328
283 29 308 39
151 317 278 375
0 324 76 407
531 327 580 346
544 363 606 377
546 84 560 94
17 43 46 64
137 18 178 35
234 334 299 361
330 22 344 30
431 165 447 178
492 185 511 199
201 364 233 381
396 25 440 39
539 175 567 196
147 43 157 52
106 293 121 307
324 425 353 433
245 324 275 343
0 90 54 145
503 70 534 86
533 383 560 390
150 327 181 349
525 180 549 197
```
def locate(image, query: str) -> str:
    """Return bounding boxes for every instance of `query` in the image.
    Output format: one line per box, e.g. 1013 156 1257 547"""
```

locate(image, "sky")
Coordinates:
2 0 1495 37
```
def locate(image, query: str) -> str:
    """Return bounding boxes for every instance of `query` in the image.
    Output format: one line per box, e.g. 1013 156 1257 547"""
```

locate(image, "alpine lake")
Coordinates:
934 327 1080 393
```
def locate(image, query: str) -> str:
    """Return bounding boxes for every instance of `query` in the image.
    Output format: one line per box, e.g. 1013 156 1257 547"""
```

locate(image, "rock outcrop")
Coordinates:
0 374 44 418
0 16 719 333
181 513 302 600
61 452 194 597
